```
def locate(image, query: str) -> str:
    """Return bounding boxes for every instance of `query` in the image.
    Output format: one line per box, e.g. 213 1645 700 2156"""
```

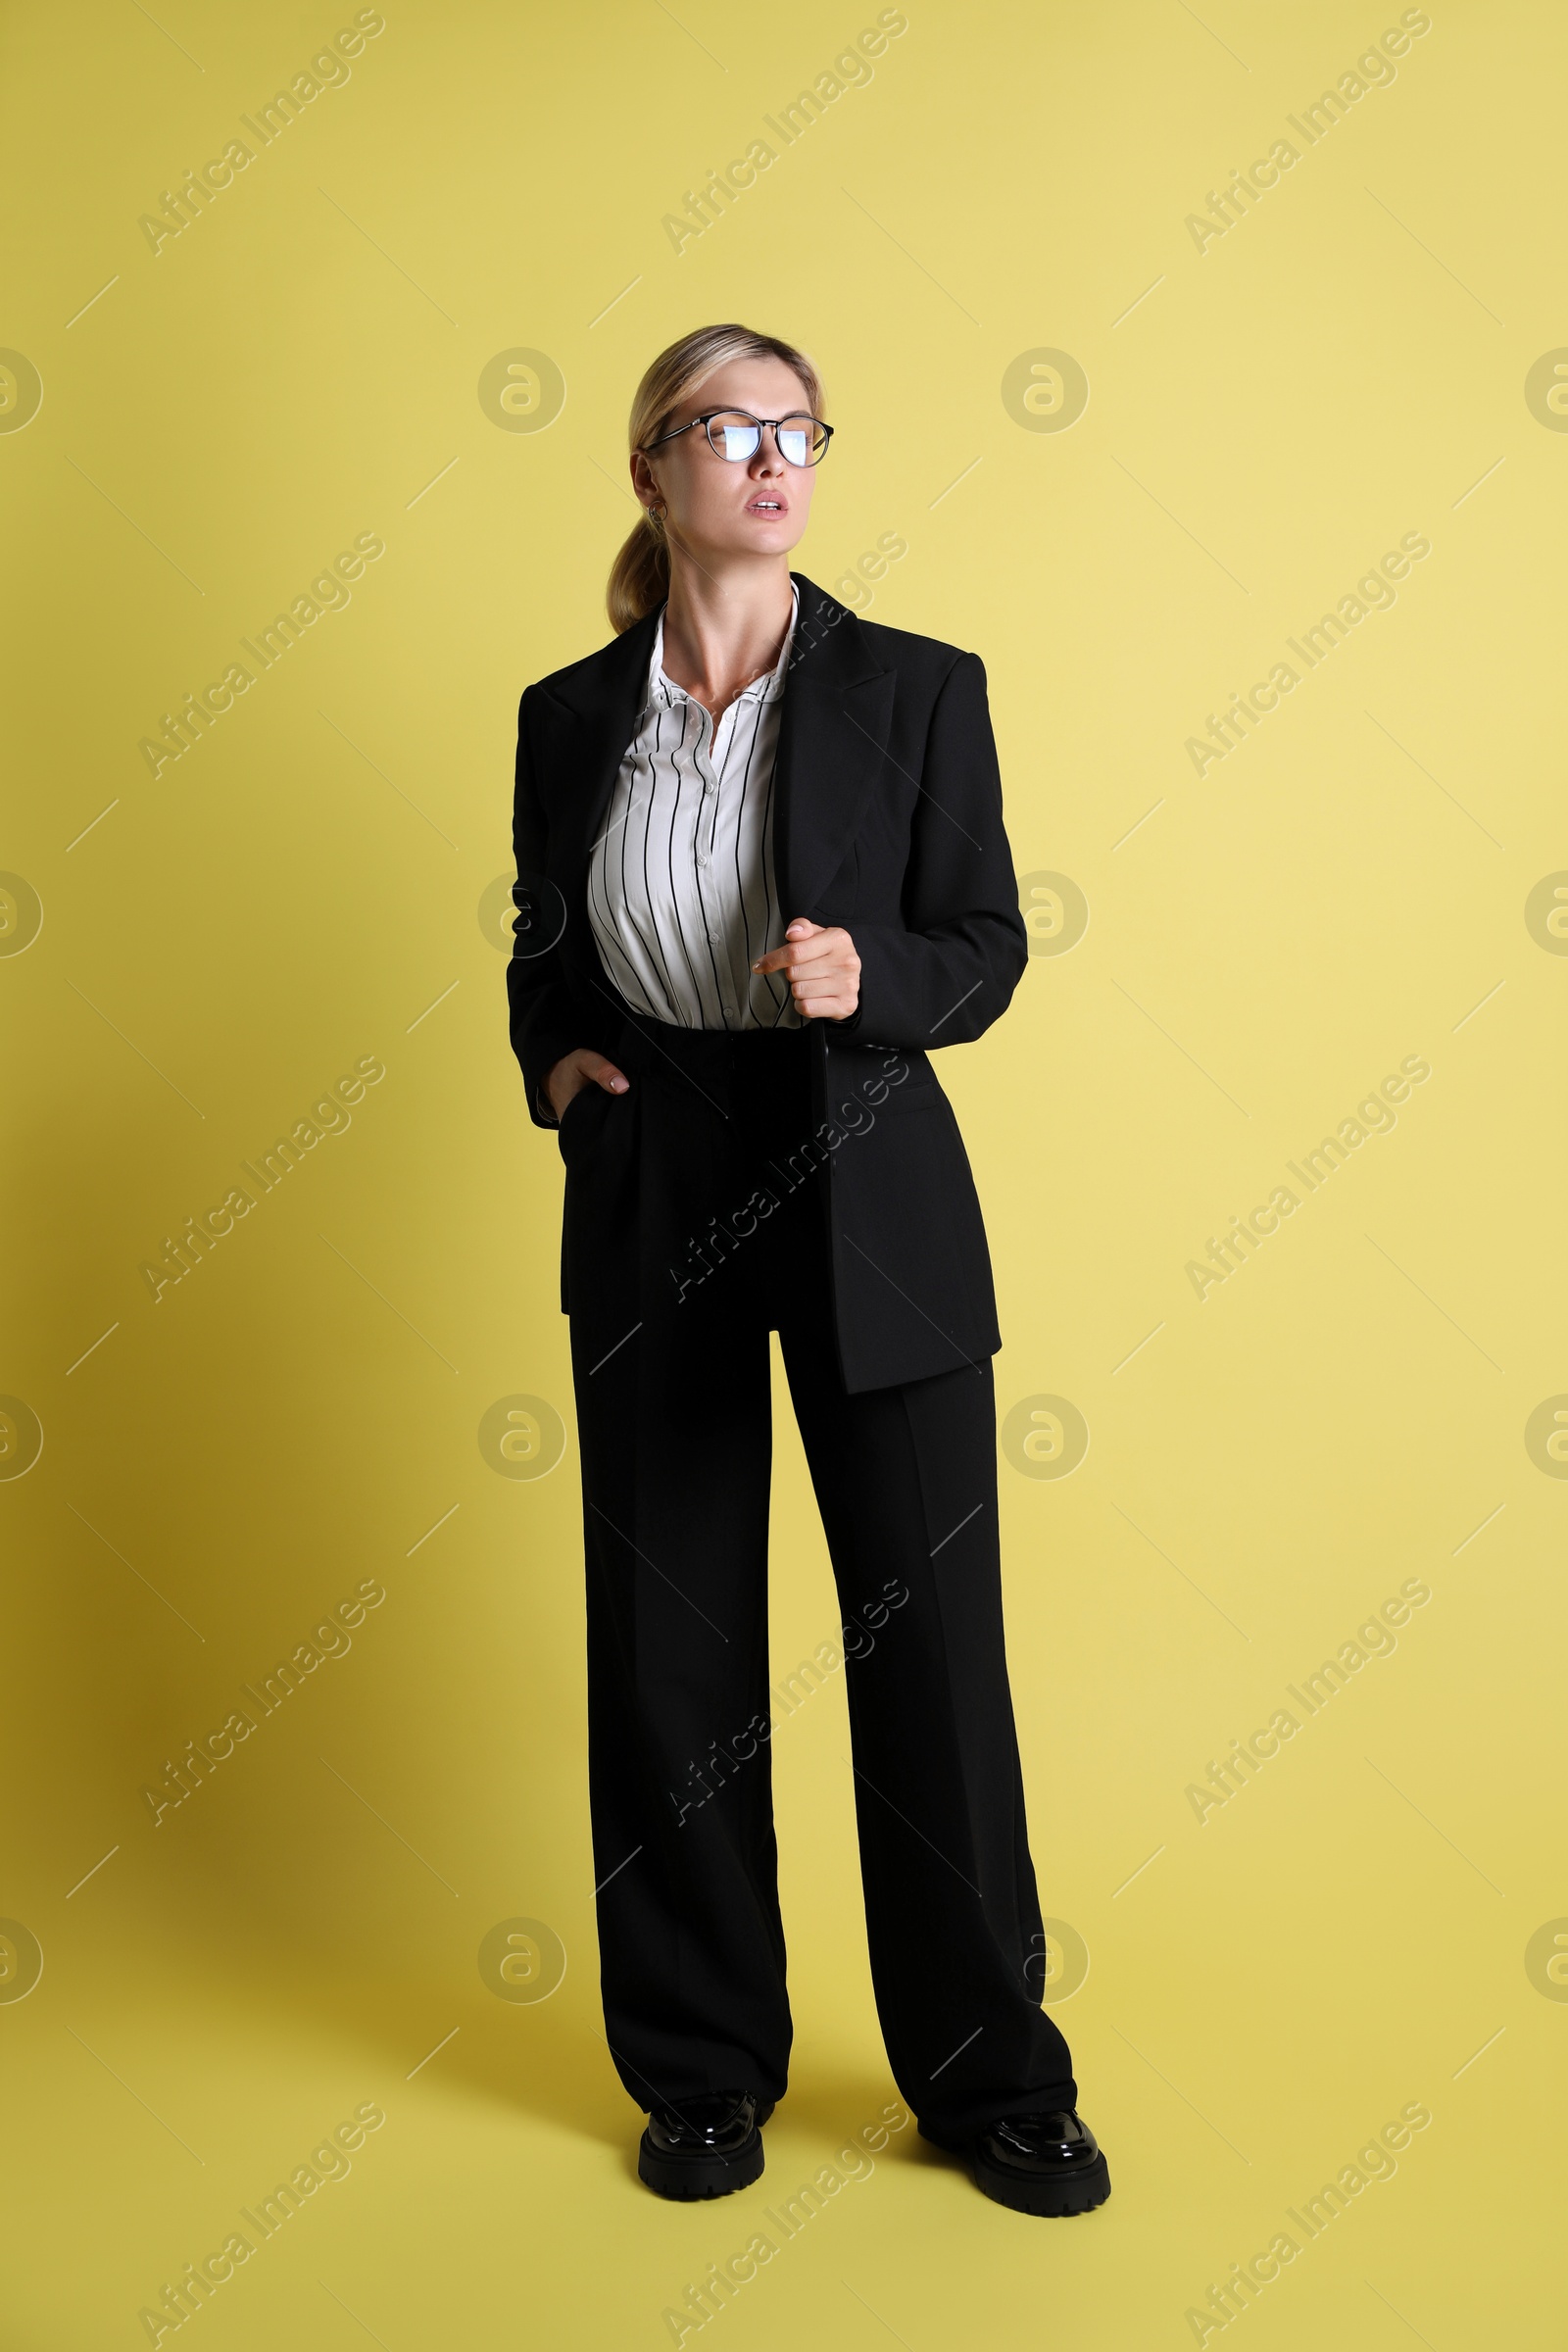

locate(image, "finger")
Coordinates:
785 916 822 938
757 932 833 976
753 941 822 973
582 1054 631 1093
787 928 839 962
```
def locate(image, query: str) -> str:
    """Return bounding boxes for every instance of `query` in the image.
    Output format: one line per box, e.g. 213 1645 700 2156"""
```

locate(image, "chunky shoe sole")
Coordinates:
637 2101 774 2201
973 2146 1110 2216
918 2123 1111 2217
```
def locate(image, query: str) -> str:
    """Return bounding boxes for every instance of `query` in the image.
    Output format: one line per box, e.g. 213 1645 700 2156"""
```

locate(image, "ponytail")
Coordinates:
607 509 670 636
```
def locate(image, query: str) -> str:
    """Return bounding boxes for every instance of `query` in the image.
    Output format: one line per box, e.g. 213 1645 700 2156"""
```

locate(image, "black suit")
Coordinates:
506 573 1077 2137
509 570 1030 1395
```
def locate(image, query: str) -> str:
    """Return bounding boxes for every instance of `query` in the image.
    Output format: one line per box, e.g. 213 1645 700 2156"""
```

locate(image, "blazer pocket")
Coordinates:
556 1081 610 1164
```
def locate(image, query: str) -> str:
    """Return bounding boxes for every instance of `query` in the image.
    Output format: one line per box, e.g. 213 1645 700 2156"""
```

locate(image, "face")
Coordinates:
630 356 820 566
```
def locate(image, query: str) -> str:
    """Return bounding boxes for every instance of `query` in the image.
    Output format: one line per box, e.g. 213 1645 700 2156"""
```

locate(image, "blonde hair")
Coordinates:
605 323 825 635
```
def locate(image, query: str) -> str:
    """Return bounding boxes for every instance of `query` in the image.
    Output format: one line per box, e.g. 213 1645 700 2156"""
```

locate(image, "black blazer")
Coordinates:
507 570 1030 1395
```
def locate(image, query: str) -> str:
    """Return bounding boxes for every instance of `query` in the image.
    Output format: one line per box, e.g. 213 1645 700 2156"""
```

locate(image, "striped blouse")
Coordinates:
586 584 803 1030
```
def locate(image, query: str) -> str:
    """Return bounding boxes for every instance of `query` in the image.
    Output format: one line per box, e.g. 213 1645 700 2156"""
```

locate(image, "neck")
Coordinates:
658 548 796 718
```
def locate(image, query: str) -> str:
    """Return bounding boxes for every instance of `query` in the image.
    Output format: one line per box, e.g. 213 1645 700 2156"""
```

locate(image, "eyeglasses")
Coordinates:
643 410 834 467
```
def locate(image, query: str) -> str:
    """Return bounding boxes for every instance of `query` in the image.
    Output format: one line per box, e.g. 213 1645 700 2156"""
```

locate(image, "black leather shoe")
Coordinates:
637 2090 774 2201
919 2107 1110 2216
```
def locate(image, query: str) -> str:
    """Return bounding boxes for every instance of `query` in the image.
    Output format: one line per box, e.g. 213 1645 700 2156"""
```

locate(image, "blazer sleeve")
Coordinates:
506 684 592 1129
837 651 1029 1049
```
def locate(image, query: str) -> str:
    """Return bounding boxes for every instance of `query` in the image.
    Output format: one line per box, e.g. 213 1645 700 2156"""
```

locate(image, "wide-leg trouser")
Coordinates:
557 1006 1077 2141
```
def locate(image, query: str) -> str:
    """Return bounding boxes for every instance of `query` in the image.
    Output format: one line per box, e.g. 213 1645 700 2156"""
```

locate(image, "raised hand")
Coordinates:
752 917 861 1021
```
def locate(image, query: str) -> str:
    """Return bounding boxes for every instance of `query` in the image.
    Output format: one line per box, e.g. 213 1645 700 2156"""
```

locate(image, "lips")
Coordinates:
746 496 787 514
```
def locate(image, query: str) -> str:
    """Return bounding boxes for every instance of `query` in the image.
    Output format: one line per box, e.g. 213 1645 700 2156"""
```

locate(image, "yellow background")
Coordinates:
4 0 1564 2342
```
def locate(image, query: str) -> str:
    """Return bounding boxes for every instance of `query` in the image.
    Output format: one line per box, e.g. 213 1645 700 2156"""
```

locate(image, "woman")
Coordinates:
507 323 1108 2219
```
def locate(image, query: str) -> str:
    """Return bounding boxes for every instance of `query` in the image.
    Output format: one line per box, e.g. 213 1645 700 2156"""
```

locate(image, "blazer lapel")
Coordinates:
541 607 661 873
773 572 896 917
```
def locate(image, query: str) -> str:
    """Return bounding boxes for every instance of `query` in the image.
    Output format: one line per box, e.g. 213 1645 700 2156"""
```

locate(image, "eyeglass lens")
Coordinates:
706 412 826 466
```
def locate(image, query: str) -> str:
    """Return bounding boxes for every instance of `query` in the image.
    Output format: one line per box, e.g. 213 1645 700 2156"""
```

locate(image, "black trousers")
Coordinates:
557 1005 1077 2140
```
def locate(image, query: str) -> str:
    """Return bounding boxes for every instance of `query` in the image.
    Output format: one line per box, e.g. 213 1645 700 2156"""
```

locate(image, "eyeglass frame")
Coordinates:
640 409 835 466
